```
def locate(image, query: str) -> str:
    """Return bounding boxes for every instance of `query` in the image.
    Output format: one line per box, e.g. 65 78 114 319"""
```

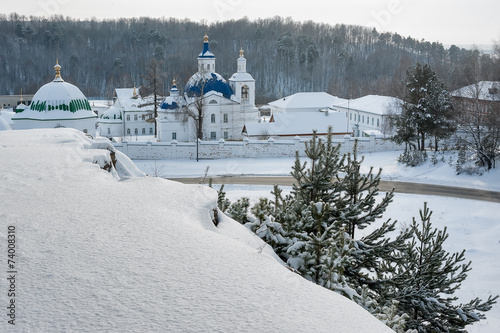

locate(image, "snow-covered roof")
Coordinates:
452 81 500 101
269 92 347 111
12 62 96 121
99 102 123 123
113 88 158 112
244 111 350 137
333 95 402 116
229 72 254 81
114 88 147 111
15 102 28 112
0 128 394 332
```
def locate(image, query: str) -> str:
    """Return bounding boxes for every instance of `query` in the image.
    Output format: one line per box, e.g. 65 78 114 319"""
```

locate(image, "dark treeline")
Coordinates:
1 13 498 103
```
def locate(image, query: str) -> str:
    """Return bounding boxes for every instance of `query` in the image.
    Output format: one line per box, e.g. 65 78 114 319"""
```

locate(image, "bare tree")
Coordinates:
181 70 209 141
139 58 167 137
454 82 500 170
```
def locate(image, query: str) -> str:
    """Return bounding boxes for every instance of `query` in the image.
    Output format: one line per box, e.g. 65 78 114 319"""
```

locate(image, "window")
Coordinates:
210 132 216 140
223 113 228 123
172 132 177 140
134 128 138 135
362 115 364 123
209 100 218 104
372 117 374 125
127 128 130 135
142 114 146 120
377 119 380 127
126 115 130 121
134 114 138 121
223 131 228 140
149 128 153 134
107 128 110 134
241 86 249 101
350 113 352 120
142 128 145 134
211 114 216 123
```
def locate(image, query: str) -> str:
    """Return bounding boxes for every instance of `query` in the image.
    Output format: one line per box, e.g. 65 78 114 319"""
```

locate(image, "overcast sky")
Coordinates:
3 0 499 46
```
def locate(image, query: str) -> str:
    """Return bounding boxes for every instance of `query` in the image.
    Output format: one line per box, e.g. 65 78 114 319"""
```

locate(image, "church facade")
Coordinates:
157 35 258 142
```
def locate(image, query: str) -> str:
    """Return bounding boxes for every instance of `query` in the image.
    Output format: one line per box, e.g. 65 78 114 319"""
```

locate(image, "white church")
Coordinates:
156 34 259 142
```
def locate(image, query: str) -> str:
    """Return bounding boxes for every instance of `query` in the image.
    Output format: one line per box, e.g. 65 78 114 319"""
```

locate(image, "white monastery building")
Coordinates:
332 95 402 137
157 34 259 142
243 92 351 139
268 92 347 114
98 87 156 140
11 61 97 137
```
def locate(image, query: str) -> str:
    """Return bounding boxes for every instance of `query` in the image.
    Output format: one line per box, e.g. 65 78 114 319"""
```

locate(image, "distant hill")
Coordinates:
1 14 498 102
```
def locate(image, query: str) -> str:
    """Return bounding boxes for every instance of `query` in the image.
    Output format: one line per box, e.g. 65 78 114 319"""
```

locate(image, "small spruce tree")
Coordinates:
391 202 498 332
226 197 251 224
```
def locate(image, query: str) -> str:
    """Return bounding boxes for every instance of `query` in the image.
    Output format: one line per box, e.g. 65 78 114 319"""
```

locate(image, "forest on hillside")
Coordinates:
1 13 499 103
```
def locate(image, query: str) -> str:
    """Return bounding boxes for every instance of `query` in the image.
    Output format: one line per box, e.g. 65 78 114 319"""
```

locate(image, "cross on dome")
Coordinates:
54 59 64 82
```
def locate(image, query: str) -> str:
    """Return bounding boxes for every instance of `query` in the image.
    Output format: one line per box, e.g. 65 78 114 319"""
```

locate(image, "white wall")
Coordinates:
114 136 403 160
13 118 96 138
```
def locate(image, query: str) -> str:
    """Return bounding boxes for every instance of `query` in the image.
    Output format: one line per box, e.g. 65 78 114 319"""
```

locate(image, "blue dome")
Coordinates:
184 72 234 100
198 34 215 59
160 96 179 110
160 80 183 110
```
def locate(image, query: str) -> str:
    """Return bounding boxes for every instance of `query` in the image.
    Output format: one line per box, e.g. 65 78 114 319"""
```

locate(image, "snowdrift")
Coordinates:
0 128 392 332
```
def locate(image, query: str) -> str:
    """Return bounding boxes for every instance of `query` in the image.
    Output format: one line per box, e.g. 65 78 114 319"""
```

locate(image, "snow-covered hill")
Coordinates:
133 149 500 333
0 129 392 332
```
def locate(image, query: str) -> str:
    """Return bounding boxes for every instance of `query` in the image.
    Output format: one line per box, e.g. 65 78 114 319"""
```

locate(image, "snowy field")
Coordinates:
0 129 394 332
134 151 500 333
134 151 500 192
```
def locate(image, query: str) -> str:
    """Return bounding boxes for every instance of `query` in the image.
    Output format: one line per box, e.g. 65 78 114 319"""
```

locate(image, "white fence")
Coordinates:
113 135 403 160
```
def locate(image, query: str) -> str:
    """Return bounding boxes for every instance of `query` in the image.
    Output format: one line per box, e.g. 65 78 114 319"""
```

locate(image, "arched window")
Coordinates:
142 128 146 134
134 128 138 134
241 86 249 101
211 114 216 123
223 113 228 123
209 100 218 104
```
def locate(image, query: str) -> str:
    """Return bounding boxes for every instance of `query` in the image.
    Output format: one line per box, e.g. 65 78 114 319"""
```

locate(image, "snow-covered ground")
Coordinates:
0 129 394 332
134 151 500 191
134 151 500 333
